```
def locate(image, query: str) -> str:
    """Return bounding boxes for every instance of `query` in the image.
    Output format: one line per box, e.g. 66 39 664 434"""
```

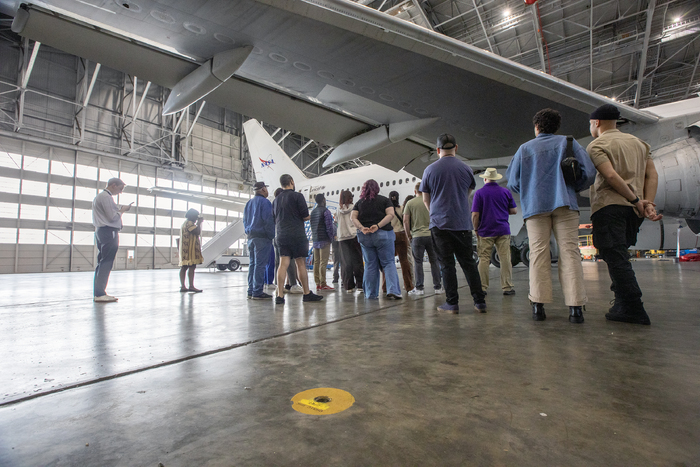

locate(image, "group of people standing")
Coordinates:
90 103 662 327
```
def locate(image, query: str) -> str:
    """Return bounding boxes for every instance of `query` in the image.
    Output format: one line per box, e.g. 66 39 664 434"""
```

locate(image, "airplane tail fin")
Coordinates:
243 119 306 193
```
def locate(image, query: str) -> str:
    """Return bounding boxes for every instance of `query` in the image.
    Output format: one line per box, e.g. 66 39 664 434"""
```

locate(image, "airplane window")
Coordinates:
406 178 409 183
399 179 402 184
392 180 396 185
351 187 355 192
412 177 416 182
380 182 383 187
357 186 360 191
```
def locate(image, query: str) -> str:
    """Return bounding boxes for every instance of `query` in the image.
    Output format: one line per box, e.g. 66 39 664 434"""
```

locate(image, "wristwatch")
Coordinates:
629 196 640 204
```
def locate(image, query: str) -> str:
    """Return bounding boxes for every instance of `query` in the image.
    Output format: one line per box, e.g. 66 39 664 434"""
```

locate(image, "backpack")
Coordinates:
561 135 582 188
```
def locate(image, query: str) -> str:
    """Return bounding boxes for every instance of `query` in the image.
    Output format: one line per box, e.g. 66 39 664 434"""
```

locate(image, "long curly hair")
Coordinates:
360 179 380 201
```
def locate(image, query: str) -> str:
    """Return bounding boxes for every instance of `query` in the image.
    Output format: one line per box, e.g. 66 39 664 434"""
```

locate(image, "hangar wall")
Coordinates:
0 40 253 274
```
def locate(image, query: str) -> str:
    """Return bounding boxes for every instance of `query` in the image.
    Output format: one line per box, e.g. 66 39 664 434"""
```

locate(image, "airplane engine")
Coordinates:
652 136 700 233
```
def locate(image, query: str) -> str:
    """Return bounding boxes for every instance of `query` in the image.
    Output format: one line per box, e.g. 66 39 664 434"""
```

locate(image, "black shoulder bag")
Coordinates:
561 135 582 188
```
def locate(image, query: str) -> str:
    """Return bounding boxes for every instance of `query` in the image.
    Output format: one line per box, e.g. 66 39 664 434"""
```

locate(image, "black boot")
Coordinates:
532 302 546 321
569 306 584 323
605 301 651 325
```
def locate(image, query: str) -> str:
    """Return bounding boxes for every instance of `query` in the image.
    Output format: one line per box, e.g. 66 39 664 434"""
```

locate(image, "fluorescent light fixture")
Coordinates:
674 17 681 22
503 9 511 17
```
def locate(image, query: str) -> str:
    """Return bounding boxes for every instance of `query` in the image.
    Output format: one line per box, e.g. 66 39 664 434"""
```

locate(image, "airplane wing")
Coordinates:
147 187 248 211
9 0 660 174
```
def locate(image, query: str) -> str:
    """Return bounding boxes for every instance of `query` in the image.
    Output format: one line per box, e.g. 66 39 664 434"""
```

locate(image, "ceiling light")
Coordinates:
674 17 681 22
503 9 511 17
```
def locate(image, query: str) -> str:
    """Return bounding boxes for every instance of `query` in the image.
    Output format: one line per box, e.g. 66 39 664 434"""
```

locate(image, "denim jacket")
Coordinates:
506 133 596 220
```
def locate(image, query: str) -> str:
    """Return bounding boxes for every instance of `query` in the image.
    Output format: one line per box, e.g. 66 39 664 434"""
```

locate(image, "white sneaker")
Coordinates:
94 295 118 302
357 288 364 294
346 288 354 293
408 288 424 296
290 284 304 294
434 288 445 295
266 284 277 290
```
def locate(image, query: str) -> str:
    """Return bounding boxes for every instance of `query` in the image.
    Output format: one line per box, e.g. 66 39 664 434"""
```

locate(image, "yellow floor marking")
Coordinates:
291 387 355 415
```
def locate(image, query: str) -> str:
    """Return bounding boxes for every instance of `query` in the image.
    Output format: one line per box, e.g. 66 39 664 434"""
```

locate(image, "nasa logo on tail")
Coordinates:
259 156 275 169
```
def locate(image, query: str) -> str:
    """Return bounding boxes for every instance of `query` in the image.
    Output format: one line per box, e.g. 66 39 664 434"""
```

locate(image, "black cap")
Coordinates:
436 133 457 149
253 181 268 190
590 104 621 121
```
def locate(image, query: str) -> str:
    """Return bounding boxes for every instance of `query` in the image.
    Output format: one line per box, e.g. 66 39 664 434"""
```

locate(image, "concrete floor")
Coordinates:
0 260 699 466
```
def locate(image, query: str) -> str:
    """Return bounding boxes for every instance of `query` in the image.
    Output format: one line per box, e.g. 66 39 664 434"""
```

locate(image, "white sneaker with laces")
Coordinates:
290 284 304 294
94 295 118 302
346 288 354 293
435 288 445 295
408 288 424 296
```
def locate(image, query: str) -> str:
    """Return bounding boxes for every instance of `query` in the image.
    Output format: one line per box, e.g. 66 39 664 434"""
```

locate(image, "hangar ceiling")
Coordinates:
366 0 700 108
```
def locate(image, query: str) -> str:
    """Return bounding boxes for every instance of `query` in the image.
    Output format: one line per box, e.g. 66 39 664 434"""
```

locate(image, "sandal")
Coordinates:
189 287 203 293
180 287 189 293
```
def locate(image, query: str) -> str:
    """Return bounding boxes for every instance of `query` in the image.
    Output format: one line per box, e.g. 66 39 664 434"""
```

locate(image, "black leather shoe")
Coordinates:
569 306 584 323
532 302 546 321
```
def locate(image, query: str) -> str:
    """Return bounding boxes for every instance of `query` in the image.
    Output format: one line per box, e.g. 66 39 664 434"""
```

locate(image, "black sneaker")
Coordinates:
275 296 285 305
606 304 650 325
503 290 516 296
251 292 273 300
284 284 292 291
303 292 323 302
474 302 487 313
386 293 402 300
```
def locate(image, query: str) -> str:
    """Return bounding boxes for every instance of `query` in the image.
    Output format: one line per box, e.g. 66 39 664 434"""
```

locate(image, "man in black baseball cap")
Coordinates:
586 103 662 325
420 133 486 314
436 133 457 150
243 180 274 300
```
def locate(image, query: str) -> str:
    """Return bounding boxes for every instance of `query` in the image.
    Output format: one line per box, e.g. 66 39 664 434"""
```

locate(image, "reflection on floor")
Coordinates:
1 260 699 465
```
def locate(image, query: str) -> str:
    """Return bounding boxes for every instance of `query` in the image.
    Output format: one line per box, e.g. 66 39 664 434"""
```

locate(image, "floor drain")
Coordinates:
314 396 331 403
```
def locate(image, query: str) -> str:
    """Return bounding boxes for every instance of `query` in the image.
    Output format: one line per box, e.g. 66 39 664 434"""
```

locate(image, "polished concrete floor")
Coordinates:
1 260 699 466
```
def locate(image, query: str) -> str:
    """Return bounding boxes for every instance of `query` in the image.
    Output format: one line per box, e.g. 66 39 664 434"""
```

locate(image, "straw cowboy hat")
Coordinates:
479 167 503 180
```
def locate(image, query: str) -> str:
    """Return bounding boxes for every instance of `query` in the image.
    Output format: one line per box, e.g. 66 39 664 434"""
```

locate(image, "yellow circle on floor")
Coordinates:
291 388 355 415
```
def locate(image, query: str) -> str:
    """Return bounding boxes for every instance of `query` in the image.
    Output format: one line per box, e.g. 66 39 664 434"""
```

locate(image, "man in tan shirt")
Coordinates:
586 104 662 325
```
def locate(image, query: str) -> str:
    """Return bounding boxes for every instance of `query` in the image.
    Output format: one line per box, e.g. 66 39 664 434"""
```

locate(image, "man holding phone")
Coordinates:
92 178 131 302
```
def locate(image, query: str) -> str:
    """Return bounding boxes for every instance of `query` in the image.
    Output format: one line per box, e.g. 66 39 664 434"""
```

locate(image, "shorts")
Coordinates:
278 240 309 259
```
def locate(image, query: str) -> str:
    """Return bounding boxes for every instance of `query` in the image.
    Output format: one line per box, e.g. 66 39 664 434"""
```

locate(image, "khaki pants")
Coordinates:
313 244 331 287
477 235 513 292
525 206 586 306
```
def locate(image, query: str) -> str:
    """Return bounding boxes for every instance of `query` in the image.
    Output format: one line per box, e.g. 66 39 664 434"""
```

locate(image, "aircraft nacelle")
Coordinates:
651 136 700 233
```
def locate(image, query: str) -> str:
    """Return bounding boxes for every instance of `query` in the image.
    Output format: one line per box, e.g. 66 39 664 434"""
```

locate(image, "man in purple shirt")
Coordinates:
471 168 517 296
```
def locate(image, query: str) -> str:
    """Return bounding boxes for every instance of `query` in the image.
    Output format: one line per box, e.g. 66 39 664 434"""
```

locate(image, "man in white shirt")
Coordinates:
92 178 131 302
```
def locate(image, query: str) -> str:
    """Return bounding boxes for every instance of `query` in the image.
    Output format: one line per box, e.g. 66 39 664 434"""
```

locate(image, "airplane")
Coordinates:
2 0 699 252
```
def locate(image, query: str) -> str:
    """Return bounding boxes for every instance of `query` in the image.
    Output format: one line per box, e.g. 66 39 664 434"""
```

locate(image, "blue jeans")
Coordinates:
357 229 401 298
247 237 273 297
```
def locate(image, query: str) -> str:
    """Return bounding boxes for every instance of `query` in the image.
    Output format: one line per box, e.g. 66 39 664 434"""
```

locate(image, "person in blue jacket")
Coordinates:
243 181 275 299
506 108 596 323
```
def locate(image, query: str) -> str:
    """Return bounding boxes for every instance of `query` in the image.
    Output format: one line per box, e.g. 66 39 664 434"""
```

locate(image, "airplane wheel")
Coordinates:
216 264 228 271
520 245 530 267
228 259 241 271
490 248 500 268
511 246 521 267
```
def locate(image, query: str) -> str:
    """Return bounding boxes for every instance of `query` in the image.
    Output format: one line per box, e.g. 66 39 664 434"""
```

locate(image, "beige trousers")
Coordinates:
525 206 586 306
477 235 513 292
313 244 330 286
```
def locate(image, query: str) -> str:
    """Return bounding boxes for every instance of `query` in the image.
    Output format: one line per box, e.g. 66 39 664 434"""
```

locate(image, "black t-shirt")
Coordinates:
353 195 393 231
272 189 309 243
